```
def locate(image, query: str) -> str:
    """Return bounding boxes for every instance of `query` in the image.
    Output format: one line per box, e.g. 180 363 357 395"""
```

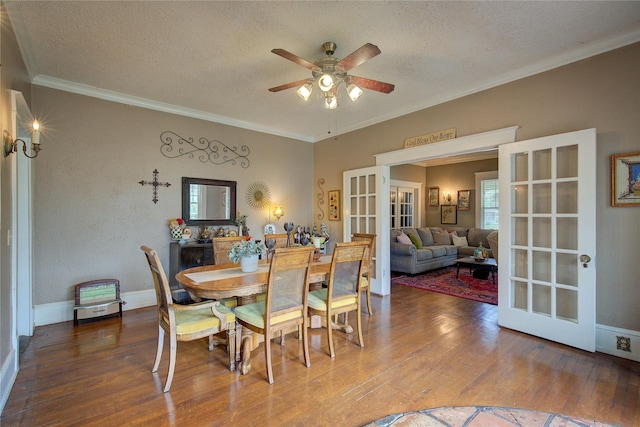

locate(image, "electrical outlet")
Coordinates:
616 336 631 352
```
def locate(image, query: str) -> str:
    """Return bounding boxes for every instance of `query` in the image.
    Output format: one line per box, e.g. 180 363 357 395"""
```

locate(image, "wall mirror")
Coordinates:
182 177 236 225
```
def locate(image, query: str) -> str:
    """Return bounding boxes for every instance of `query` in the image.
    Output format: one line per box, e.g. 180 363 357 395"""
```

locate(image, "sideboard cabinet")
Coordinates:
169 242 214 290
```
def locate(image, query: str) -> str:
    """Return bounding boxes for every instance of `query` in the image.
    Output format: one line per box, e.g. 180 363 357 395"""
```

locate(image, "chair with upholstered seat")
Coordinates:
307 241 368 358
351 233 376 315
140 245 236 392
234 246 315 383
212 236 244 265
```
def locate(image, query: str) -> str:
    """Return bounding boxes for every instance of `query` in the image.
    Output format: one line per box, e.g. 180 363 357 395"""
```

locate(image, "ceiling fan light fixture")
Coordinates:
346 82 363 101
297 83 313 101
318 74 334 92
325 94 338 110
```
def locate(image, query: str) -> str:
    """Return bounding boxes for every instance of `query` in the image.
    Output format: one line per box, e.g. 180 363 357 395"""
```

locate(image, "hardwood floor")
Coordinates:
2 284 638 426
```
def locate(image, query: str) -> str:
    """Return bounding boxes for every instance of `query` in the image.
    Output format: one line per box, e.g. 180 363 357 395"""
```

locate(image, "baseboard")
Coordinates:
34 289 156 326
596 323 640 362
0 348 18 413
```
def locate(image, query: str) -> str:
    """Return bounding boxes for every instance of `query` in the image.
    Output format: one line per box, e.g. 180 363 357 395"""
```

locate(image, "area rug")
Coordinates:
392 266 498 305
364 406 617 426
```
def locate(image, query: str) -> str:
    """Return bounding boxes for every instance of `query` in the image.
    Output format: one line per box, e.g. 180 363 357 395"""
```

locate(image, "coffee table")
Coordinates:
455 257 497 284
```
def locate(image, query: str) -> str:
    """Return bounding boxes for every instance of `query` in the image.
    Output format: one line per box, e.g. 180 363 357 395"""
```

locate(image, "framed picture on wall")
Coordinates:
457 190 471 210
611 152 640 207
428 187 439 207
328 189 341 220
441 205 457 224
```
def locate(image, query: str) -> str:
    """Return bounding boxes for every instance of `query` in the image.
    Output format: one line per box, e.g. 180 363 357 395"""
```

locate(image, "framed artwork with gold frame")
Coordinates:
611 152 640 207
457 190 471 210
328 190 341 221
428 187 439 207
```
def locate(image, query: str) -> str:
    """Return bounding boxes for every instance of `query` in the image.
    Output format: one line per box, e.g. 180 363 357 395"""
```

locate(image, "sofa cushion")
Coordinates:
417 228 435 246
397 232 413 245
448 227 469 238
415 249 434 261
468 228 493 247
408 233 422 248
390 229 402 240
451 234 468 247
433 230 451 245
429 246 448 257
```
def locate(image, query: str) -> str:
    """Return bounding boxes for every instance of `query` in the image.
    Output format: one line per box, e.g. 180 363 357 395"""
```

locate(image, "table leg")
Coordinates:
456 264 460 278
238 335 252 375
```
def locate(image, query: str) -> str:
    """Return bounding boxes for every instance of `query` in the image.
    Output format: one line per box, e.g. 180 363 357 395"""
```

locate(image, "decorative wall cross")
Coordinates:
139 169 171 204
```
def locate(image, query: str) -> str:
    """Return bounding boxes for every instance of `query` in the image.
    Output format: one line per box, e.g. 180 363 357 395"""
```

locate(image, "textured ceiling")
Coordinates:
5 1 640 143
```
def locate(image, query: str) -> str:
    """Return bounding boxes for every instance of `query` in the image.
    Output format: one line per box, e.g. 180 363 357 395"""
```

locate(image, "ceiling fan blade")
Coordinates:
271 49 320 72
268 79 309 92
336 43 381 71
349 76 395 94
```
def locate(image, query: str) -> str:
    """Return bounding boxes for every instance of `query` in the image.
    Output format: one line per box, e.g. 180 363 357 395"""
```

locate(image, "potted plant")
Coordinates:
228 237 266 272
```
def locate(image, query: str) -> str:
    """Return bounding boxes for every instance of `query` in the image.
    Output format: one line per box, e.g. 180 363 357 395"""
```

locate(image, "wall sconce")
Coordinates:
442 191 452 205
272 205 285 220
4 121 41 159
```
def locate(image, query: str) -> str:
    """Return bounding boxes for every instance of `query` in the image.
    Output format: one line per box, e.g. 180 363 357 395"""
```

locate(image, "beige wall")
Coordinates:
424 159 498 228
32 86 314 304
314 42 640 331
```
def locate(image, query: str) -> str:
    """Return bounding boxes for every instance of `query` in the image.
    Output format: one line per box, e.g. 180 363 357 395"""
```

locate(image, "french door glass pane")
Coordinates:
556 145 578 178
556 288 578 323
533 149 551 180
513 185 528 214
533 183 551 213
532 251 552 282
556 218 577 250
556 253 578 287
513 152 528 182
532 217 551 248
557 181 578 213
512 217 528 246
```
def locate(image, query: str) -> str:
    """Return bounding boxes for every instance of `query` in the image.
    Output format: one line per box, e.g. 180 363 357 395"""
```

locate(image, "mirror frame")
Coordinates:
182 177 237 225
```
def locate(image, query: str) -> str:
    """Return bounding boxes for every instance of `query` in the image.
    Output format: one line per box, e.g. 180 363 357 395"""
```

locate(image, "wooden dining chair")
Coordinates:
212 236 244 265
307 241 368 358
264 233 290 250
351 233 376 315
234 246 315 383
140 245 236 392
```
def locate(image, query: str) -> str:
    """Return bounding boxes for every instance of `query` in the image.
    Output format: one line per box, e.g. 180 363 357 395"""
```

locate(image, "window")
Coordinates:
475 171 498 229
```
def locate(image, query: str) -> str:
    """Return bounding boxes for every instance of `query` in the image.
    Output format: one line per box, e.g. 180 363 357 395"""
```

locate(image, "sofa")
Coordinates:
390 226 497 275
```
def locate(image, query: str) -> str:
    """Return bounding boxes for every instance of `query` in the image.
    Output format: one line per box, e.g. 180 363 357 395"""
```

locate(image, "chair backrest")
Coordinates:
327 242 368 302
265 246 315 326
212 236 244 265
264 233 290 250
487 231 498 265
351 233 376 263
140 245 172 319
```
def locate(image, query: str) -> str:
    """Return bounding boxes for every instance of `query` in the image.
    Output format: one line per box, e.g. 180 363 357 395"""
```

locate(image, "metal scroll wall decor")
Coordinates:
139 169 171 204
316 178 325 220
159 130 250 168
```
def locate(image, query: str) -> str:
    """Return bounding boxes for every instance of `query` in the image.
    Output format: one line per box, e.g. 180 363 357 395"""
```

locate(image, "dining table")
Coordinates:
175 254 363 375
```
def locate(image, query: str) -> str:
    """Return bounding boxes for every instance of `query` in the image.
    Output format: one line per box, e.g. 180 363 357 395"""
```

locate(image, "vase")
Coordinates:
240 254 259 273
170 227 183 240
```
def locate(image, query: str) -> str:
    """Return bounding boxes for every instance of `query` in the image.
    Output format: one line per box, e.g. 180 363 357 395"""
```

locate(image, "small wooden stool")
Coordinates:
73 279 125 325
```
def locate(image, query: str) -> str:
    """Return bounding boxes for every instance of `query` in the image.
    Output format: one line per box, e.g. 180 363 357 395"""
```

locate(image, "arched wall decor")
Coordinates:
316 178 325 220
160 130 250 168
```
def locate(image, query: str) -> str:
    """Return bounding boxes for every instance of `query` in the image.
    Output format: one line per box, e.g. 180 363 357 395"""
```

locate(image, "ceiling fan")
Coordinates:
268 42 395 109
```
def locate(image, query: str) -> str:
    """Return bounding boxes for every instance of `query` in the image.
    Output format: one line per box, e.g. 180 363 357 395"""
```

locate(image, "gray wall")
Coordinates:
314 42 640 331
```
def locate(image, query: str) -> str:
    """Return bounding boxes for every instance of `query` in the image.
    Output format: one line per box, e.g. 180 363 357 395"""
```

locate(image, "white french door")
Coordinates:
343 166 390 296
498 129 596 351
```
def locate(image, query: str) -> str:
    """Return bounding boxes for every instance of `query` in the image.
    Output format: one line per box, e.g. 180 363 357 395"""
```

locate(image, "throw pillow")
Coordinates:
451 234 468 247
396 232 413 246
417 228 435 246
408 233 423 249
433 230 451 245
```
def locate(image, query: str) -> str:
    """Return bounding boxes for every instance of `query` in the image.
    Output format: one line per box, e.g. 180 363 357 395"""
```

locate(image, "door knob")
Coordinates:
579 254 591 268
